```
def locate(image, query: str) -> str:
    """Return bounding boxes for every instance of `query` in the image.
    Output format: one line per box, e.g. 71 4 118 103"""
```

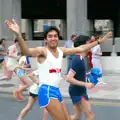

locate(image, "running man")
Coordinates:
5 19 112 120
66 35 101 120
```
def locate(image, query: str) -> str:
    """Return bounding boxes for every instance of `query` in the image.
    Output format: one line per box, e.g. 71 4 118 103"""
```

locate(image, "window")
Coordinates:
51 20 55 26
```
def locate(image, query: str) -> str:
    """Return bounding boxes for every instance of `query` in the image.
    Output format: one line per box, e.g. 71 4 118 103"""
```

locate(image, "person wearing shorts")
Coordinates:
5 19 112 120
66 35 100 120
17 70 48 120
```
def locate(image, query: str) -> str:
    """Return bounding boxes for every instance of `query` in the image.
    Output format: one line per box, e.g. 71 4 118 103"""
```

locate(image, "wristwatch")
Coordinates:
97 40 100 44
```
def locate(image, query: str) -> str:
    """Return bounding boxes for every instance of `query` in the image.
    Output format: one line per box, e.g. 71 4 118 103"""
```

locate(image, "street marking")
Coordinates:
90 101 120 107
0 94 120 107
64 99 120 107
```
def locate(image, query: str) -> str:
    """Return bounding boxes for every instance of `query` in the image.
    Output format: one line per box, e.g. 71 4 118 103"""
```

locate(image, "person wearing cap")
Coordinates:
66 35 97 120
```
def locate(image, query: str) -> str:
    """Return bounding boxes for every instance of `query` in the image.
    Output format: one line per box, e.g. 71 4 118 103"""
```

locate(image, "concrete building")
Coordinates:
0 0 94 40
0 0 118 40
0 0 120 73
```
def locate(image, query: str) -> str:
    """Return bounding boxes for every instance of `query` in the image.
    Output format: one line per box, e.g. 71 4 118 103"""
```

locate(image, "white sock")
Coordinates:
17 117 22 120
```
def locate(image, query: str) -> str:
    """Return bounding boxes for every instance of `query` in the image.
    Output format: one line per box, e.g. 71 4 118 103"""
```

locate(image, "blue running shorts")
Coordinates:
38 84 63 108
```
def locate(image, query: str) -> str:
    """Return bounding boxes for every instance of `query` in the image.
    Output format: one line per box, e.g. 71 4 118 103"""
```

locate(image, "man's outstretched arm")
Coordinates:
61 31 112 56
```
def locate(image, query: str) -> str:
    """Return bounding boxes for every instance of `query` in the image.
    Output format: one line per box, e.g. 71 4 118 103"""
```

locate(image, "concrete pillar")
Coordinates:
67 0 92 39
0 0 3 38
0 0 21 40
67 0 76 39
60 20 67 39
21 19 26 33
25 19 33 40
88 20 94 36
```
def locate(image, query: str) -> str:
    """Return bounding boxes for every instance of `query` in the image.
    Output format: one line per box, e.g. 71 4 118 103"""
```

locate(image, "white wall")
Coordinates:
101 57 120 73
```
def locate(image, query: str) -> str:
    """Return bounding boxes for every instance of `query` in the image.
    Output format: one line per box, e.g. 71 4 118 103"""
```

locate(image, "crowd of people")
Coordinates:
0 19 112 120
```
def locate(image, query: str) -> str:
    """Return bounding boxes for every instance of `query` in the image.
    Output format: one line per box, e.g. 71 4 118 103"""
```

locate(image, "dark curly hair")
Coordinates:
73 35 90 47
0 38 5 44
44 27 60 39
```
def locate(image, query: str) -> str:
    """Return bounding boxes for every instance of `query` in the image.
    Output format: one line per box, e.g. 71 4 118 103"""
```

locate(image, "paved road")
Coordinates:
1 71 120 101
0 94 120 120
1 58 120 101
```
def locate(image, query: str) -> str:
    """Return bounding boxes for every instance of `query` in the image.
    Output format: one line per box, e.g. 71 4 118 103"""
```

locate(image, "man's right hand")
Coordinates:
85 83 94 89
5 19 20 36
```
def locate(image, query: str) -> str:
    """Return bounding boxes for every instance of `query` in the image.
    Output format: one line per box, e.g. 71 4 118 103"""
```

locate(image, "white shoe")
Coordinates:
99 81 107 85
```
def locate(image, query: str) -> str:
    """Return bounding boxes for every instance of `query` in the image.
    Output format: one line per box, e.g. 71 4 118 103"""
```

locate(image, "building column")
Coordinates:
0 0 3 38
67 0 92 39
60 19 67 39
0 0 21 40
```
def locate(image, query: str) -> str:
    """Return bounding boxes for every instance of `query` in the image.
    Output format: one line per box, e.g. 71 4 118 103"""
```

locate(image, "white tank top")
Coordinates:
91 45 101 59
38 47 63 87
6 45 19 70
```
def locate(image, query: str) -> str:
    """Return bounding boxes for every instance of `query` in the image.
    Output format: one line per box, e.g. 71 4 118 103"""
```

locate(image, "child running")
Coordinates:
17 69 49 120
13 55 38 100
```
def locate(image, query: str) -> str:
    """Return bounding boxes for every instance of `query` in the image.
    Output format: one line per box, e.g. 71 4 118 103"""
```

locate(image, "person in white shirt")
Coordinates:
0 39 20 80
91 35 106 84
13 55 31 100
5 19 112 120
91 44 102 71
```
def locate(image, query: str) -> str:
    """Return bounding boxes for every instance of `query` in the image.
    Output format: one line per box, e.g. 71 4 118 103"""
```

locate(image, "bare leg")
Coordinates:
71 104 82 120
61 101 72 120
45 99 68 120
13 76 29 100
0 70 13 80
79 98 94 120
42 108 49 120
2 60 8 76
17 96 36 119
29 75 38 83
18 76 29 93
